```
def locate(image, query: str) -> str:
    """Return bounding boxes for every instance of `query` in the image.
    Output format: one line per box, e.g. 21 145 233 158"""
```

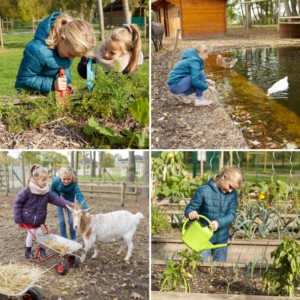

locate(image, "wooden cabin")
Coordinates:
104 0 146 28
151 0 227 39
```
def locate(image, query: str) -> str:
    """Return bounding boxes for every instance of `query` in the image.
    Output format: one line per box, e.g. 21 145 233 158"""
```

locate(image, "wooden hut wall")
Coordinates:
181 0 227 39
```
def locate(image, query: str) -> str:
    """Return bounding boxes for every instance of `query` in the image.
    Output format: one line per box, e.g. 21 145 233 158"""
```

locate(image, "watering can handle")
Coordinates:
182 214 212 235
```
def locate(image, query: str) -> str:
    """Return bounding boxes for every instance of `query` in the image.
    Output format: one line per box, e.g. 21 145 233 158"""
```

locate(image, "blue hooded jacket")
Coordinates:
50 176 88 210
167 47 209 91
184 178 238 245
15 12 72 92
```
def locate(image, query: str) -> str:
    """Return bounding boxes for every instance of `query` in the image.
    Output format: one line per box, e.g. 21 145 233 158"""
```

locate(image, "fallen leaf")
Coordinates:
130 292 144 299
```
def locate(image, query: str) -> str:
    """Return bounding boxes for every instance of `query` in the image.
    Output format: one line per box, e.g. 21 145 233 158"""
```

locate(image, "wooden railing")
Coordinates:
79 182 149 207
279 16 300 24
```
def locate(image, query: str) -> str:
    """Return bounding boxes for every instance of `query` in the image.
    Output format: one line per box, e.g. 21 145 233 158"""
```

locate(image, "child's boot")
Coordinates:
25 247 35 260
194 96 212 106
39 247 47 258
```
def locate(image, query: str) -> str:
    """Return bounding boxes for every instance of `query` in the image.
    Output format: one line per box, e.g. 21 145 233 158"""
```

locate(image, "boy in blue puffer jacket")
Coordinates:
51 166 88 240
185 166 244 262
15 12 95 93
167 42 218 106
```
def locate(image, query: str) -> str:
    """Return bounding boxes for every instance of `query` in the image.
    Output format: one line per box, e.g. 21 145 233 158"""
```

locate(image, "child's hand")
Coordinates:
210 220 219 231
206 79 216 87
54 76 67 91
67 84 76 93
188 211 199 220
208 86 219 95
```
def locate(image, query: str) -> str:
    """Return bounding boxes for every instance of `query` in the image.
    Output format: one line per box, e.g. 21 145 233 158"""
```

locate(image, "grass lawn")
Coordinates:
0 32 149 95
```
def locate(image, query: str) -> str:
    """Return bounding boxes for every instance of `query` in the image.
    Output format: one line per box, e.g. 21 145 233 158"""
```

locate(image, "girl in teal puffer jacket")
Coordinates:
184 166 244 262
167 42 218 106
50 166 88 240
15 12 96 93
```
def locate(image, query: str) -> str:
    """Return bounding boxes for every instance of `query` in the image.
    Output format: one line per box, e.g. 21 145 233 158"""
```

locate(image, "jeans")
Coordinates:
57 207 76 240
168 71 207 97
200 246 228 262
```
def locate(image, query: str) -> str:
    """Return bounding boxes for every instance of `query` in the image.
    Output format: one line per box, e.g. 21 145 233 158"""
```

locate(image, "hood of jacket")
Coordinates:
35 12 62 42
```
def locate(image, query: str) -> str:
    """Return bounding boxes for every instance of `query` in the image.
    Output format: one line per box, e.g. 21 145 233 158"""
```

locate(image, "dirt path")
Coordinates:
0 192 149 300
151 27 300 149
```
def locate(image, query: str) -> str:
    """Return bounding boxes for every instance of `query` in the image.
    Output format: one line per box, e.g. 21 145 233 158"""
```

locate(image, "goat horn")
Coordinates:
80 198 87 208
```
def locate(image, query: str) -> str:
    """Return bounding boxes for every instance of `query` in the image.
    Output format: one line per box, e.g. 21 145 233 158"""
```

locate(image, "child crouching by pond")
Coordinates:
167 42 218 106
14 164 75 260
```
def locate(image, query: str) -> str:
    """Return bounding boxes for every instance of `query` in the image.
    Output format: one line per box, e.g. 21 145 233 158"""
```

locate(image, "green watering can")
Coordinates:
181 214 227 252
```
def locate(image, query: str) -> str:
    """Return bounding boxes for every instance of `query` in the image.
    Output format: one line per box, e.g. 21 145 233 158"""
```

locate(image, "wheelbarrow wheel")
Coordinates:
55 259 69 275
22 287 42 300
68 255 81 268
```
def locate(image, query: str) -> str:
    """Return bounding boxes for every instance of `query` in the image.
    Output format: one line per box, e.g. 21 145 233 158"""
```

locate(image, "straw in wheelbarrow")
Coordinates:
37 234 82 255
0 262 41 296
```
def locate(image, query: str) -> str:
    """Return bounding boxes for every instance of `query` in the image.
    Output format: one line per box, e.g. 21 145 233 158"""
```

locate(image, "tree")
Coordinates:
102 152 115 168
142 151 149 199
122 0 131 24
0 152 9 195
97 0 105 41
126 151 136 192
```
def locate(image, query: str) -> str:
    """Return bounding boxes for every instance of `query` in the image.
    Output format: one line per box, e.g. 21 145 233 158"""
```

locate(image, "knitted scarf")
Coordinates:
29 180 49 195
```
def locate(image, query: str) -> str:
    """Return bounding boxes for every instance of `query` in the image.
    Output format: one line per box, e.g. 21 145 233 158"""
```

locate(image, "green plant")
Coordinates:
220 252 241 294
256 203 280 239
151 206 171 235
233 202 259 239
160 249 201 292
82 65 148 119
263 238 300 296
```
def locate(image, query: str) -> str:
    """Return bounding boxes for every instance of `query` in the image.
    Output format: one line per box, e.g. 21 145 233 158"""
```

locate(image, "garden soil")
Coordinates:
152 27 300 149
151 263 300 296
0 192 149 299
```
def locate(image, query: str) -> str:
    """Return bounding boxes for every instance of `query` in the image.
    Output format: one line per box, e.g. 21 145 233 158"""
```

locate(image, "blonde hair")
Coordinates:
27 164 48 187
106 24 142 75
59 165 78 183
195 42 212 54
213 166 244 188
46 14 96 58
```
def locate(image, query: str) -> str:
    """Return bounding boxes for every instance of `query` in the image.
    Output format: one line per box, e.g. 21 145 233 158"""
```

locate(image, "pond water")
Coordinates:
206 46 300 148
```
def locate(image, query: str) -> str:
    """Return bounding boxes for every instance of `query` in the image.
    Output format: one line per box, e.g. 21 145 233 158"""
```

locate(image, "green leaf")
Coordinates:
129 97 149 125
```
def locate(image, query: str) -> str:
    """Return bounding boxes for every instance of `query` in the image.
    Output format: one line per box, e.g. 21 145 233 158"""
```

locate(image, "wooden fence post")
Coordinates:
0 17 3 49
121 182 125 207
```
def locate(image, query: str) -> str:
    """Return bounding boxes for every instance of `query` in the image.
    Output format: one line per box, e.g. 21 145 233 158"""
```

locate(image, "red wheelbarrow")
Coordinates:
21 224 82 275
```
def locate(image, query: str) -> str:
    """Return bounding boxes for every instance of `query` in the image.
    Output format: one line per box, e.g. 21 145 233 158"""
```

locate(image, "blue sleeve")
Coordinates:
216 192 238 228
190 61 209 91
73 182 88 210
50 177 60 196
184 187 203 217
15 44 54 92
48 192 73 208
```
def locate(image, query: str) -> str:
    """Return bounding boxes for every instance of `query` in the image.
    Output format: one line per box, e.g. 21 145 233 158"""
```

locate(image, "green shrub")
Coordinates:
263 238 300 296
151 206 171 235
160 249 201 292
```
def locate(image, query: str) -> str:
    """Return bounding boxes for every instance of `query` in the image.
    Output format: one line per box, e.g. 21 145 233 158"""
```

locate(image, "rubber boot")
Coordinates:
25 247 35 260
39 247 47 258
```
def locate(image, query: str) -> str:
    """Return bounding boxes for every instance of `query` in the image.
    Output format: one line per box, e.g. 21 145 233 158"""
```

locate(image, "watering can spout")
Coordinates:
181 215 227 252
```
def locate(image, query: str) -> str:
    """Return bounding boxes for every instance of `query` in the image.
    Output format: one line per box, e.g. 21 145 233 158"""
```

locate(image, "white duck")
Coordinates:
267 76 289 96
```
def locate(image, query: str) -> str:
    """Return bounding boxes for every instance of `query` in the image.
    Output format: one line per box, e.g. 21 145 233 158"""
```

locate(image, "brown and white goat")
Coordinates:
67 205 144 262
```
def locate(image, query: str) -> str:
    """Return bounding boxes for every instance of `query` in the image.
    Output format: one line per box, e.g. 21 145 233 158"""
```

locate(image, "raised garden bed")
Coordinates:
152 236 281 264
152 291 296 299
151 260 300 297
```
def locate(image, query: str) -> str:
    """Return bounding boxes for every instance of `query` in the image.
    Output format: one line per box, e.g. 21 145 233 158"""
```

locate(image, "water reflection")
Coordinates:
205 46 300 147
